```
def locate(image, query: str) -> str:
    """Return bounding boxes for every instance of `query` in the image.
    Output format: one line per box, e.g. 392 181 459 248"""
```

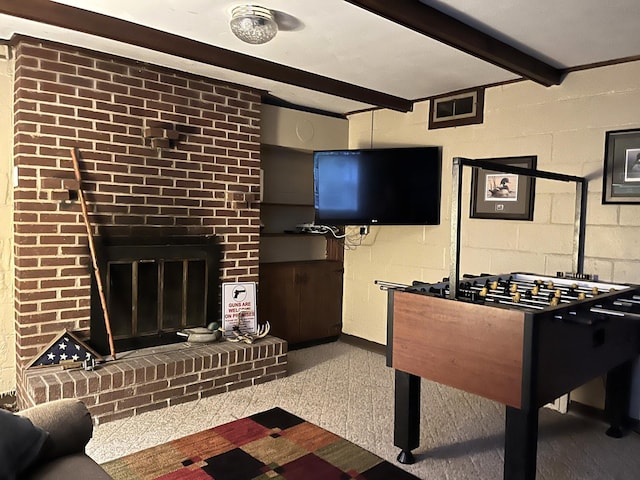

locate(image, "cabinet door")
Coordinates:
297 261 343 343
258 263 300 342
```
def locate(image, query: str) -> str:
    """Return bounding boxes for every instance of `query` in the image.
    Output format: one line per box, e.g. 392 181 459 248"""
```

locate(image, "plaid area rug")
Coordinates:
101 407 419 480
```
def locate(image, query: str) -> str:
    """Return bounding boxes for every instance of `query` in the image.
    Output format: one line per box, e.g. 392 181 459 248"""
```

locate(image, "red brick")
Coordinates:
60 52 95 68
266 365 288 376
40 299 77 311
81 376 99 395
254 373 281 385
200 386 228 398
96 80 128 94
15 111 58 125
77 109 110 121
169 393 199 406
39 81 77 96
227 379 253 392
46 382 62 401
135 402 167 416
239 369 264 381
89 402 116 418
98 388 135 404
184 380 215 395
136 380 169 395
152 387 185 402
41 60 77 75
78 129 111 142
168 373 199 387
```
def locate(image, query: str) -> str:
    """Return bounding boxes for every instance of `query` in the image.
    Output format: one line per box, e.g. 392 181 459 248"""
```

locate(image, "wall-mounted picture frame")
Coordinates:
470 155 537 220
602 129 640 204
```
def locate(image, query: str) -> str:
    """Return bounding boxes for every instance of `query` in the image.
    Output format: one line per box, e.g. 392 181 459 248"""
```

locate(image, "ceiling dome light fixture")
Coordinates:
230 5 278 45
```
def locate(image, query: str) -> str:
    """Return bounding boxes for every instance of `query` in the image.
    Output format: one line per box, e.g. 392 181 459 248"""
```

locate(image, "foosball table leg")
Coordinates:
504 406 539 480
394 370 421 464
605 359 633 438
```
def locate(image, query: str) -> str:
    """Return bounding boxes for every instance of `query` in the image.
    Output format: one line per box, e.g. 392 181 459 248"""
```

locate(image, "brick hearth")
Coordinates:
23 337 287 424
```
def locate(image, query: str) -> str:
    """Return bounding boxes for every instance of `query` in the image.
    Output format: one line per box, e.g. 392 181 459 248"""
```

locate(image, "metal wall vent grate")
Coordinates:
429 87 484 129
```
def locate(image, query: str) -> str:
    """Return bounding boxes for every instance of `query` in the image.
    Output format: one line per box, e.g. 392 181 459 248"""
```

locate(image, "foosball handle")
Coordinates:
397 449 415 464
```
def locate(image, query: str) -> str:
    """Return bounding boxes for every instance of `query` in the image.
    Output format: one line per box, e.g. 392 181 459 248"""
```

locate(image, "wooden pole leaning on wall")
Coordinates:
70 147 117 360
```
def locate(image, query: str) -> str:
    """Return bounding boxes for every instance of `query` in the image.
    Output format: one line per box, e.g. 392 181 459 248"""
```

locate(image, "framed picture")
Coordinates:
602 129 640 204
470 155 537 220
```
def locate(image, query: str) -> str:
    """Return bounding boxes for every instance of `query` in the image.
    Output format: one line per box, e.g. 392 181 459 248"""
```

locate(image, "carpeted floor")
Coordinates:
101 406 420 479
88 340 640 479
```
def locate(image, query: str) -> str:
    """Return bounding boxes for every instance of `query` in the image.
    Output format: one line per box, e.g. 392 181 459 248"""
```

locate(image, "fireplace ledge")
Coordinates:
23 337 288 424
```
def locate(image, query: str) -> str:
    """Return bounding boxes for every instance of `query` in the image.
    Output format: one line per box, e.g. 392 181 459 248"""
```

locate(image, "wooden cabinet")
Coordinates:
259 261 343 345
258 105 348 345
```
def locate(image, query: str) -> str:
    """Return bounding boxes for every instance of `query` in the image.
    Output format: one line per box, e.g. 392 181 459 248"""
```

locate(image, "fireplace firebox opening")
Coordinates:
90 236 221 355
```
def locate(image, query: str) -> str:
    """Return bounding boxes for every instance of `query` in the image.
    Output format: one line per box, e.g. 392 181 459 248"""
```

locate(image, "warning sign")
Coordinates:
221 282 257 337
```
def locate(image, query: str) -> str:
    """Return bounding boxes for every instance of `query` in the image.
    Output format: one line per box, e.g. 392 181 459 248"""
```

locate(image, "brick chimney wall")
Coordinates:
12 37 262 405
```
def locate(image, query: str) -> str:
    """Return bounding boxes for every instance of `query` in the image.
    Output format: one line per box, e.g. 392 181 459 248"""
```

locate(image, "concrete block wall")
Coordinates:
343 60 640 345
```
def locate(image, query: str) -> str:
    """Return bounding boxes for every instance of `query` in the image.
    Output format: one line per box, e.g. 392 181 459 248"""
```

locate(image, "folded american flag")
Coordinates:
28 330 101 368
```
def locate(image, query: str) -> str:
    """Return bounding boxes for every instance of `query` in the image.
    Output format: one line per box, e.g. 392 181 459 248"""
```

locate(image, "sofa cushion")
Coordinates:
23 452 113 480
0 409 49 480
19 399 93 462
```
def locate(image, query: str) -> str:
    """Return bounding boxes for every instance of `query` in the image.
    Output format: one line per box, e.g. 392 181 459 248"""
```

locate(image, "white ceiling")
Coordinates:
1 0 639 115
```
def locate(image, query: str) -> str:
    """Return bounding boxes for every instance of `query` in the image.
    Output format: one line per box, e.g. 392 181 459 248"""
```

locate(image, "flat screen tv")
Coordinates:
313 146 441 226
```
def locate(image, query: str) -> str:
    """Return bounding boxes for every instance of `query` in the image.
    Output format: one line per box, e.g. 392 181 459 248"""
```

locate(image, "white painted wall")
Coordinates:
0 47 14 395
343 60 640 412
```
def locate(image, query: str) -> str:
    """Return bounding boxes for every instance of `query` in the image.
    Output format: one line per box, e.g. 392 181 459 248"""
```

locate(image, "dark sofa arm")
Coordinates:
19 399 93 462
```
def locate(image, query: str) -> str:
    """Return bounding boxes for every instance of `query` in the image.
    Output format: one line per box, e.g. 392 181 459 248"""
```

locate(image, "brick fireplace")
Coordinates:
12 36 285 419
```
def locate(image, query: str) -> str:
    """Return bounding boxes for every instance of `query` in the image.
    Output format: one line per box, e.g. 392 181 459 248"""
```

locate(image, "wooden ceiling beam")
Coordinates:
0 0 414 112
346 0 564 87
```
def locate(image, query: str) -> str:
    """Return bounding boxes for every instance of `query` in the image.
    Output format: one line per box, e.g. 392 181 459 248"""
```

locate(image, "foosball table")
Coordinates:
380 272 640 480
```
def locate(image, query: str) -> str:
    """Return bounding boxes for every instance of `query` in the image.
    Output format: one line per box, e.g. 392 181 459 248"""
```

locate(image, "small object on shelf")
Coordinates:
60 359 84 370
228 321 271 344
177 327 222 343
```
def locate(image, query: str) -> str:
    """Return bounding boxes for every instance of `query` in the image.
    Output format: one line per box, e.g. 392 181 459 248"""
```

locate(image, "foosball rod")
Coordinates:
530 282 614 296
611 300 640 314
374 280 409 291
476 295 546 310
591 306 640 321
495 284 589 302
461 287 550 309
614 297 640 306
486 274 615 291
456 282 572 306
468 281 564 297
465 284 573 305
474 279 601 297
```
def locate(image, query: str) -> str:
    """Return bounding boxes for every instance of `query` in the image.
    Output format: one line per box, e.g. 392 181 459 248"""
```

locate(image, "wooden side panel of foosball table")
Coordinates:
392 291 526 408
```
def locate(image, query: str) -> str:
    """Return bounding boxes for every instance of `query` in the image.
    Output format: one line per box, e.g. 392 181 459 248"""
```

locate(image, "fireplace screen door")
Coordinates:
107 258 207 338
90 236 220 355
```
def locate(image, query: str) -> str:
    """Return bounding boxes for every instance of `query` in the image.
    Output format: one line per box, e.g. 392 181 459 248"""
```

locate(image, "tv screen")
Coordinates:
313 146 441 225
